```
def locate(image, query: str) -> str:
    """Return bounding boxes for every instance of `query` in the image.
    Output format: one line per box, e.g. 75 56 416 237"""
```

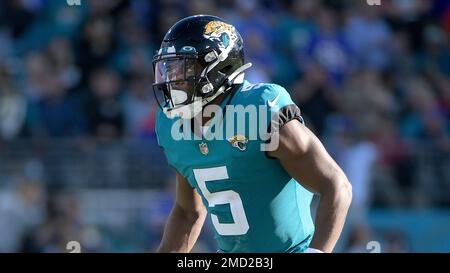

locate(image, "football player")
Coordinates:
153 15 352 253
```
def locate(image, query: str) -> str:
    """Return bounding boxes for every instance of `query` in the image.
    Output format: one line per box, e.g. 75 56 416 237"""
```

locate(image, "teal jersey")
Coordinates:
156 81 314 253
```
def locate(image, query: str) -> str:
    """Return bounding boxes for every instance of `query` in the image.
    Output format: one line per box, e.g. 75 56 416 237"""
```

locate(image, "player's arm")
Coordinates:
267 119 352 253
157 171 207 253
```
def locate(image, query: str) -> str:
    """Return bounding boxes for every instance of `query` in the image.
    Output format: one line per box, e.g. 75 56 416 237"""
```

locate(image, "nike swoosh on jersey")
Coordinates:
267 93 281 108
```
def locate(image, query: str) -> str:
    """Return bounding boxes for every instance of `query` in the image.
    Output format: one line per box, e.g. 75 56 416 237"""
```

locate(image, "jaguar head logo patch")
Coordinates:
227 135 248 152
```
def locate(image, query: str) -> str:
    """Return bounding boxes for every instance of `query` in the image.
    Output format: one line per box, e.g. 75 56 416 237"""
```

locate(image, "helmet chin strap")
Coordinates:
164 63 252 119
203 62 252 104
226 62 252 84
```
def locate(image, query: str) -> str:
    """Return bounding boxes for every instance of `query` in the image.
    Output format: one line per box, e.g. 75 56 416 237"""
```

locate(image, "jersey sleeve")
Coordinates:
260 84 304 159
261 84 304 135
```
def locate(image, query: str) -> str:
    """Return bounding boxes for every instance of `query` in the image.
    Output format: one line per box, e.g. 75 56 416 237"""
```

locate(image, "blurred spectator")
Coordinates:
21 192 83 252
122 75 157 138
400 78 447 146
0 180 46 252
114 7 155 76
274 0 316 85
47 37 82 92
76 16 117 85
341 69 397 137
325 115 378 224
344 225 373 253
344 3 393 71
0 63 27 141
303 6 354 86
23 51 52 101
0 1 36 39
416 23 450 77
26 69 86 139
291 63 338 136
372 119 413 207
86 68 124 141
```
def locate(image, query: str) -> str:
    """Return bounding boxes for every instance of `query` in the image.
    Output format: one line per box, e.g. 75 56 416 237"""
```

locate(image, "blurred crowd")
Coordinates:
0 0 449 252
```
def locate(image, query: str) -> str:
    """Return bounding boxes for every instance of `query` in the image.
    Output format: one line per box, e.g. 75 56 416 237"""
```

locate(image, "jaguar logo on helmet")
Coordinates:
203 21 237 50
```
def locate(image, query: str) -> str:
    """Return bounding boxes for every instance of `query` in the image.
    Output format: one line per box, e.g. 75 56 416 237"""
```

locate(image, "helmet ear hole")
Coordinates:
201 83 214 96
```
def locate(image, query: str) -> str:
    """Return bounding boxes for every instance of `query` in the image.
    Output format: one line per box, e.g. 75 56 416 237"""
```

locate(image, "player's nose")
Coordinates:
173 81 190 91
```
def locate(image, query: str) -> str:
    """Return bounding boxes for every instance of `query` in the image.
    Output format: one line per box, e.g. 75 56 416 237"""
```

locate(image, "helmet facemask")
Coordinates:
152 52 233 119
153 55 208 119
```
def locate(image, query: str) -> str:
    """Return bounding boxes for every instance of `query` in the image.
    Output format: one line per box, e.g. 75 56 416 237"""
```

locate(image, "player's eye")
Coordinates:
185 60 196 77
186 67 194 76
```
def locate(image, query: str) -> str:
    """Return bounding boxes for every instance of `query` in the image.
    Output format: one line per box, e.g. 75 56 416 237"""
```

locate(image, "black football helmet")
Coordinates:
153 14 252 119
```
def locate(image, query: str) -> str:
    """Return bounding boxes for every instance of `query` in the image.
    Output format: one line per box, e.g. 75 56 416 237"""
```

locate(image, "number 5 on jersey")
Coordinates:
193 166 250 236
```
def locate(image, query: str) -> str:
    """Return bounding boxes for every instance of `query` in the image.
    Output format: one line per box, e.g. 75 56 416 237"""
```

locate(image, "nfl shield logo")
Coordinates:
199 142 209 155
